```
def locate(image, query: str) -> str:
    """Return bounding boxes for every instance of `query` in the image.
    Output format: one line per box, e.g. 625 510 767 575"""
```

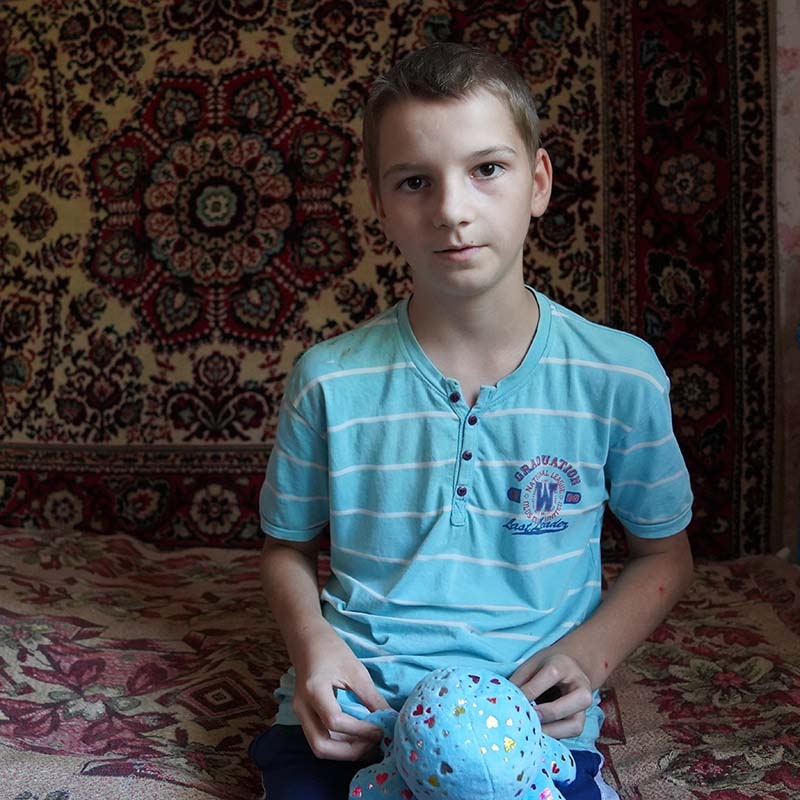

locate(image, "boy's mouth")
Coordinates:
435 243 482 254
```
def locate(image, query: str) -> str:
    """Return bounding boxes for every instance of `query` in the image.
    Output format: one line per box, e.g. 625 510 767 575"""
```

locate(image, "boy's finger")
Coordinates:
333 713 384 741
508 655 543 687
308 726 377 761
541 712 587 740
350 673 391 713
514 670 560 703
317 699 383 741
535 685 593 725
298 702 381 761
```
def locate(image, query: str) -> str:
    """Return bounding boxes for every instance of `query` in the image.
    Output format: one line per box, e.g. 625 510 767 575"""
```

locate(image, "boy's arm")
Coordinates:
510 528 693 739
260 534 388 760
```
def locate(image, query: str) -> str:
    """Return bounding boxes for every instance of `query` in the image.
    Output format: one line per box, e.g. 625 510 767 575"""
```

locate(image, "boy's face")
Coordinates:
369 89 552 303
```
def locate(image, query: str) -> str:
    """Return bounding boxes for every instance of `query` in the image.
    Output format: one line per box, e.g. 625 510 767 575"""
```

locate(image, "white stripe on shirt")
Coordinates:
541 357 666 392
295 362 415 404
610 433 676 454
331 459 455 477
614 469 688 489
335 544 587 572
485 407 633 432
328 410 455 434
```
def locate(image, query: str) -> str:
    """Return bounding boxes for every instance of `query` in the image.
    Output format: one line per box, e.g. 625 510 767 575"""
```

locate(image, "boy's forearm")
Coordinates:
552 530 693 690
260 536 331 662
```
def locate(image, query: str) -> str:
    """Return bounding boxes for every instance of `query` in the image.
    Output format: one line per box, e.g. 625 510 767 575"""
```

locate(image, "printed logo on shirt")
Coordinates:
504 455 582 535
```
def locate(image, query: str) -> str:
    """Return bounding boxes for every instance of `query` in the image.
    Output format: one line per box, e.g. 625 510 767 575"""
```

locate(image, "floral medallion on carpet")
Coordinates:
0 1 774 558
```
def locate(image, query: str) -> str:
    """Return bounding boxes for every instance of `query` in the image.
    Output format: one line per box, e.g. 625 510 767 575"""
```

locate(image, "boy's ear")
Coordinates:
530 148 553 219
368 181 394 245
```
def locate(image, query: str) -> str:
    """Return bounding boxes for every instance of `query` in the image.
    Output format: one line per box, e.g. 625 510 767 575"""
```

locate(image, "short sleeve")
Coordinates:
259 357 330 541
606 362 693 538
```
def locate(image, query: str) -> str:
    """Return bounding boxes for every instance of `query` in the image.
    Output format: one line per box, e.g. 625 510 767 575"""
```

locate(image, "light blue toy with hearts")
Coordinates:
348 666 576 800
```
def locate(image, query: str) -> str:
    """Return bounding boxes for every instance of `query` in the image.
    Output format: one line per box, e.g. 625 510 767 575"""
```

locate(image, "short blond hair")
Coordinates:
362 42 541 187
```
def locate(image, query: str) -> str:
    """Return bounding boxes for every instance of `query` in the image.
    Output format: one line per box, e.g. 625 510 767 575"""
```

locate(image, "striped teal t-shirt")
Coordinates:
260 289 692 753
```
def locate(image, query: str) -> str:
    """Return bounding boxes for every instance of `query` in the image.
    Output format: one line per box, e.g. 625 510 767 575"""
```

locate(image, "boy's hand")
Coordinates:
509 649 593 739
292 622 389 761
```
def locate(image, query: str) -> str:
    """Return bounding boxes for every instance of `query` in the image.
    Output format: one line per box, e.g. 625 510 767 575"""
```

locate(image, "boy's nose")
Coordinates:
432 179 475 229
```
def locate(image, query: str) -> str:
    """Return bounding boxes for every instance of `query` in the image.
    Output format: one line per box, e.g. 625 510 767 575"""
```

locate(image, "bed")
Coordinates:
1 526 797 800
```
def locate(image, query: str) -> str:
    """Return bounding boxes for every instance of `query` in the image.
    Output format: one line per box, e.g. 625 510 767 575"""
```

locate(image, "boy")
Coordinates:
250 42 693 800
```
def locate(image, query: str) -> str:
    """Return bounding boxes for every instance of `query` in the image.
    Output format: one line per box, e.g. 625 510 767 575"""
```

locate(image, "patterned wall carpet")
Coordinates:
0 1 774 559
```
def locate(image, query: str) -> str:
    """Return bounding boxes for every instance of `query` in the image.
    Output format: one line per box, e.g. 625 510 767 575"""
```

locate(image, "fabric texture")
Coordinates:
250 725 370 800
1 526 799 799
263 290 691 753
0 0 776 559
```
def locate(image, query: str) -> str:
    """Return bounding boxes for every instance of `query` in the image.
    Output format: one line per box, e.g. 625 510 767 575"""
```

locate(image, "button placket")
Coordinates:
451 411 478 524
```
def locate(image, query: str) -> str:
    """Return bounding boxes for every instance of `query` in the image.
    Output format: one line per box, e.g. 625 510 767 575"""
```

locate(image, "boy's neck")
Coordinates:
408 284 540 406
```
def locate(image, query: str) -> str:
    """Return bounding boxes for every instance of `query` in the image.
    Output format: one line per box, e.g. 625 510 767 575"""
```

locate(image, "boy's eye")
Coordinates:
400 175 427 192
474 162 503 178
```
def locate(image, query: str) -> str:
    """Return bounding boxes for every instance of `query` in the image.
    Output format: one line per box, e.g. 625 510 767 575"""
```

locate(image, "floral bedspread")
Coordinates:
0 527 798 800
601 558 800 799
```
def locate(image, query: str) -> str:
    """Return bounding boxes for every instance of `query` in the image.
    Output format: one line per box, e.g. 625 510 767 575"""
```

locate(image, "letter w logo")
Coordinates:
534 482 559 512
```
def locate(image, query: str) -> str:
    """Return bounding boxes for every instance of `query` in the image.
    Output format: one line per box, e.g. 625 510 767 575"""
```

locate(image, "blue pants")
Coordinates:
249 725 613 800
